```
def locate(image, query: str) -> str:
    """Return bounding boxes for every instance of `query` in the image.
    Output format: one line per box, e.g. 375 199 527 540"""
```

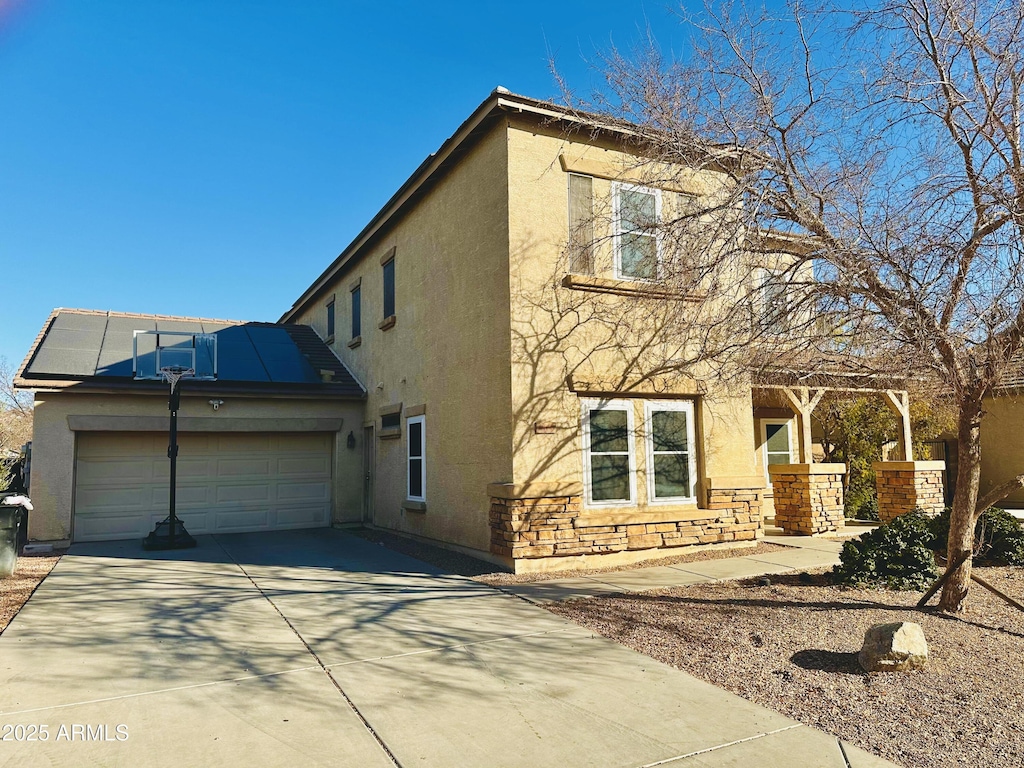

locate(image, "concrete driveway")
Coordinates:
0 530 896 767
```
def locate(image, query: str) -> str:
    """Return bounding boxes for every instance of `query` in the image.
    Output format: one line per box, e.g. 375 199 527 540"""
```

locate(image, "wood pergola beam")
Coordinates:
756 384 914 463
780 386 826 463
881 390 913 462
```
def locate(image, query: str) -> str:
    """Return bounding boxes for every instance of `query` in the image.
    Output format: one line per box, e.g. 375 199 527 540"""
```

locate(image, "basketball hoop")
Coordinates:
159 366 195 393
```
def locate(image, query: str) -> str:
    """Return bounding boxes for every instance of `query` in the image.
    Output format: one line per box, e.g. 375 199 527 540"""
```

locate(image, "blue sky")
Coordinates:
0 0 695 369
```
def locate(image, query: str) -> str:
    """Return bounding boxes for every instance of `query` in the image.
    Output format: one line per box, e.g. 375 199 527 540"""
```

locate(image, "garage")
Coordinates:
16 309 366 545
73 431 334 542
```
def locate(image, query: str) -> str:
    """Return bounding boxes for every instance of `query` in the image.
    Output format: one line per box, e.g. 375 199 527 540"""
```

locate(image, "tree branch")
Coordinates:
975 474 1024 516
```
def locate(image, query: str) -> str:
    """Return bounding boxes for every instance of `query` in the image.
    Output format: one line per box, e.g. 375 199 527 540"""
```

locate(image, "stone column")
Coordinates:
768 463 847 535
872 461 946 522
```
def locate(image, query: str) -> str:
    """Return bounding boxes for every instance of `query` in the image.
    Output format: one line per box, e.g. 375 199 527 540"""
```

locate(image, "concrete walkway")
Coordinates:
0 529 895 768
501 533 851 604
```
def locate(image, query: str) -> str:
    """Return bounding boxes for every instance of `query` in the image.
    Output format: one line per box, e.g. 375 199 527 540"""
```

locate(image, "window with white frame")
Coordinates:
645 401 697 503
407 415 425 501
614 182 661 281
582 399 636 505
761 418 795 482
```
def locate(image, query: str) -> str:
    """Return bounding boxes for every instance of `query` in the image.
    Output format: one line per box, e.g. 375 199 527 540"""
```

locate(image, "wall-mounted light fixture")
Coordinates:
346 431 356 449
209 399 225 411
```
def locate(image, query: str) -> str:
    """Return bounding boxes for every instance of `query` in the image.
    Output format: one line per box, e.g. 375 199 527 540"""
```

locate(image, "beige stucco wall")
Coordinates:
981 394 1024 507
28 391 363 543
293 119 514 553
504 119 760 521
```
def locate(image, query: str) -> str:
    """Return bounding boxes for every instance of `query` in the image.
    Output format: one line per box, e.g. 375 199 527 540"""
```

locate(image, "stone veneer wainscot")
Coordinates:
488 481 763 572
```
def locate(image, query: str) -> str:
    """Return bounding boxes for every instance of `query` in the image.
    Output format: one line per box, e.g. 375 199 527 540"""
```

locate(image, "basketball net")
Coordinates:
159 366 195 393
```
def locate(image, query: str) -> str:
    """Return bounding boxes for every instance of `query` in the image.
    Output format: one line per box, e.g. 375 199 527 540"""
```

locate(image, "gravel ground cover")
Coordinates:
349 527 786 583
0 555 60 633
549 567 1024 768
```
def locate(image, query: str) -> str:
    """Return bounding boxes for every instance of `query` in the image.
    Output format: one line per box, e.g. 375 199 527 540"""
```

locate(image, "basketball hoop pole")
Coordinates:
167 382 180 545
143 368 197 551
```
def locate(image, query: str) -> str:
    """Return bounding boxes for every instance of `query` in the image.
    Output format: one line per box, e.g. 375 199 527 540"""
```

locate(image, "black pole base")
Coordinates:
142 518 197 551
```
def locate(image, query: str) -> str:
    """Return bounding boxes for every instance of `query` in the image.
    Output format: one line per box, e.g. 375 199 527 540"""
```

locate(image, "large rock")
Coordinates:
858 622 928 672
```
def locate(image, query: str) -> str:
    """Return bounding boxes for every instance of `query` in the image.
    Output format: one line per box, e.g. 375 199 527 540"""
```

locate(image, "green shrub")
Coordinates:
929 507 1024 565
832 510 938 590
846 495 879 521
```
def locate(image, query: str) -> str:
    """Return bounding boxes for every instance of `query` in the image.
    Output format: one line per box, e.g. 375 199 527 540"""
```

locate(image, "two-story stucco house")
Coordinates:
277 89 778 572
26 89 899 570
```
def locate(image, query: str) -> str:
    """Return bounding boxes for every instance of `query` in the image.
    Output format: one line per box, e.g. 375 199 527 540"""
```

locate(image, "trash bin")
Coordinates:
0 506 24 578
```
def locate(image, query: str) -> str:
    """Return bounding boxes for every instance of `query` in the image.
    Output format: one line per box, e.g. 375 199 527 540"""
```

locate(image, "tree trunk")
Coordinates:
938 400 984 612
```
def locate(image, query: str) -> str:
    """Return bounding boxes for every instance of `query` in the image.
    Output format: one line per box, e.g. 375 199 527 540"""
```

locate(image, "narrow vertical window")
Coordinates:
351 285 361 339
757 270 790 332
326 299 335 339
568 173 594 274
582 400 635 505
646 402 697 502
407 415 425 501
382 258 395 320
614 183 660 280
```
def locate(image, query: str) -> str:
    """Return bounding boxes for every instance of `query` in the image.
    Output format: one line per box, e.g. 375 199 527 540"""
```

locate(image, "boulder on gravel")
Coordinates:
859 621 928 672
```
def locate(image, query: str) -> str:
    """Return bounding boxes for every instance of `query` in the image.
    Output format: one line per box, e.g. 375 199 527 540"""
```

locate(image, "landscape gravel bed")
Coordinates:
549 567 1024 768
0 554 60 633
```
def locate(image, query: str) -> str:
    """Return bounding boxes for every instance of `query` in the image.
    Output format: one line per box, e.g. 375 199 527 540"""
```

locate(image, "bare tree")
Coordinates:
562 0 1024 611
0 357 33 459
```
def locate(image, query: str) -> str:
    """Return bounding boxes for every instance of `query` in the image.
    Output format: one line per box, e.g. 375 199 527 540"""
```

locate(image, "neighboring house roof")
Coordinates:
995 358 1024 391
15 309 365 398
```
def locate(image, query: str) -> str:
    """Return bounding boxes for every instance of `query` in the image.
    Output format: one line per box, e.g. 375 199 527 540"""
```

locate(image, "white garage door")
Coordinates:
73 432 333 542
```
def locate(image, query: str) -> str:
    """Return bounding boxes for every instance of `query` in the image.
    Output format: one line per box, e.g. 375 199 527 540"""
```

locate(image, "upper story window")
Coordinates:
568 173 594 275
351 284 361 339
382 257 395 320
325 298 336 340
755 269 791 333
613 182 661 281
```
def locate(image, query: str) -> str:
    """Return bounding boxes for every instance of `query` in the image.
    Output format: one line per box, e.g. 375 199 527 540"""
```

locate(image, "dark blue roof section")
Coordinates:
19 310 364 397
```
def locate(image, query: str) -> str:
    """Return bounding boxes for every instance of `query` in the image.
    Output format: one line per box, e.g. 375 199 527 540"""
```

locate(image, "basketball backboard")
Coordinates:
133 331 217 381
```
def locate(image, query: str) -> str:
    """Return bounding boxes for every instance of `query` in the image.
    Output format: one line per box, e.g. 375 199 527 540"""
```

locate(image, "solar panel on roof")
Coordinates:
245 325 319 383
28 347 103 377
105 316 157 334
214 325 270 382
25 313 106 376
50 312 108 334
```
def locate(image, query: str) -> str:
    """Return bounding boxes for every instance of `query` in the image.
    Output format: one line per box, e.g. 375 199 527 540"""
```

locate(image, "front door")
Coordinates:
761 419 795 484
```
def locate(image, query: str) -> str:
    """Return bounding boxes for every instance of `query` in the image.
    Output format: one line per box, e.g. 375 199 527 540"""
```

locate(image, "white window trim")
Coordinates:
407 414 426 502
612 181 662 282
761 417 796 487
581 398 637 508
644 400 698 505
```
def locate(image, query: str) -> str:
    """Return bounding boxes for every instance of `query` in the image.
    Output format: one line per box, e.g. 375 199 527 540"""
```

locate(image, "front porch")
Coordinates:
752 382 947 536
